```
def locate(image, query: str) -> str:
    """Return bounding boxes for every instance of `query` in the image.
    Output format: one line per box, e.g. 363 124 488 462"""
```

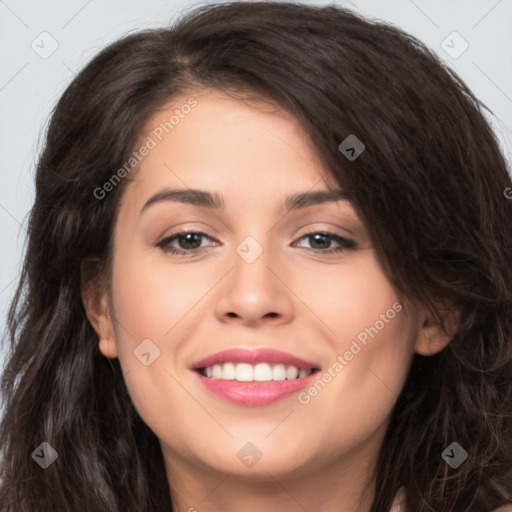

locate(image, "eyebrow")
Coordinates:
139 187 352 216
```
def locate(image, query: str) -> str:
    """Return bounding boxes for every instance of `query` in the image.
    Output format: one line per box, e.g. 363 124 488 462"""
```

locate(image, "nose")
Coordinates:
214 242 294 327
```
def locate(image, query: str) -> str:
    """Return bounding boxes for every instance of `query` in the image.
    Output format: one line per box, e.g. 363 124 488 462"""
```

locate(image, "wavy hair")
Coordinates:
1 2 511 511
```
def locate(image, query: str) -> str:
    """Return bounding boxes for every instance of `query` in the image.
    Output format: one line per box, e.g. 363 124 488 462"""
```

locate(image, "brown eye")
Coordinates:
293 231 355 253
156 231 218 255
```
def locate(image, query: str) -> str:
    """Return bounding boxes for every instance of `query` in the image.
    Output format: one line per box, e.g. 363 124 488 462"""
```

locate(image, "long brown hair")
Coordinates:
1 2 511 510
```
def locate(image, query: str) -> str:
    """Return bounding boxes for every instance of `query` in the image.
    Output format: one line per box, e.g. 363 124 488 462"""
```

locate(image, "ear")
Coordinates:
80 259 118 359
414 301 460 356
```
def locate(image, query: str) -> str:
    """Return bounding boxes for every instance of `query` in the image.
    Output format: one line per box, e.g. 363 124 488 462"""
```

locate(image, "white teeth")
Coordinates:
253 363 272 381
235 363 253 381
286 366 298 380
272 364 286 381
212 364 223 379
222 362 236 380
201 362 314 381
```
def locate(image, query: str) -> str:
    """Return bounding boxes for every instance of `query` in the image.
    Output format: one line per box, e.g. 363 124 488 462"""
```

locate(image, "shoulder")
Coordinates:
389 487 406 512
390 488 512 512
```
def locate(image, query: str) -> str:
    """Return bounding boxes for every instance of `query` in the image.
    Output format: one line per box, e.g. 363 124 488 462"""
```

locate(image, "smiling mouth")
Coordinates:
191 347 321 405
195 362 319 381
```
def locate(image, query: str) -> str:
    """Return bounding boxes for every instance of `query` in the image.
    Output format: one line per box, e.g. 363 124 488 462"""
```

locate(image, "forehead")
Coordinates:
119 91 340 213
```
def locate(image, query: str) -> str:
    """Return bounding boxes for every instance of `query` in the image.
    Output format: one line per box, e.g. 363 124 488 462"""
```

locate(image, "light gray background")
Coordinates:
1 0 511 365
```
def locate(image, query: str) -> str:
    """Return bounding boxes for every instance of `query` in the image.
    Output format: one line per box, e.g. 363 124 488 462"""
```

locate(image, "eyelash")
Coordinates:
155 228 356 256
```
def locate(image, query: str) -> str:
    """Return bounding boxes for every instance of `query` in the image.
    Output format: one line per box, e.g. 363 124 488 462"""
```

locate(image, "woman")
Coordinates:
1 2 511 511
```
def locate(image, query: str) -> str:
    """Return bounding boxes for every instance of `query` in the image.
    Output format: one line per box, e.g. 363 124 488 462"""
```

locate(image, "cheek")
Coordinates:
110 247 209 347
108 249 202 440
296 249 407 350
296 250 414 422
107 247 223 410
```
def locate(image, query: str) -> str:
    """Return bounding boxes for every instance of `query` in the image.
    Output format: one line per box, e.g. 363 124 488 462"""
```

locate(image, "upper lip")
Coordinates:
191 348 320 370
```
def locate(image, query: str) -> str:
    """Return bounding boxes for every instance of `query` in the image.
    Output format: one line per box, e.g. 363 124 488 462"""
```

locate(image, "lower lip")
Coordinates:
194 371 317 406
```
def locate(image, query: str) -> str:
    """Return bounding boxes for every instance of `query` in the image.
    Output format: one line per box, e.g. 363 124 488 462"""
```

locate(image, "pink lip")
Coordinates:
191 348 319 370
194 373 318 406
191 348 320 406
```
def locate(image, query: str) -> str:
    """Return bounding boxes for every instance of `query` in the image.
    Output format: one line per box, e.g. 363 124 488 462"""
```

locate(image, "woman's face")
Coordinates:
87 90 442 492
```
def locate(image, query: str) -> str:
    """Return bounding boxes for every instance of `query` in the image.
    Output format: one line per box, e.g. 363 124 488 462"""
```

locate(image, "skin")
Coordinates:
82 90 455 512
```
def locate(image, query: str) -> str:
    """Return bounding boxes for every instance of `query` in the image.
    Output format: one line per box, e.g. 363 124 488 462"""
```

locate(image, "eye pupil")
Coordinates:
310 233 330 249
178 233 202 250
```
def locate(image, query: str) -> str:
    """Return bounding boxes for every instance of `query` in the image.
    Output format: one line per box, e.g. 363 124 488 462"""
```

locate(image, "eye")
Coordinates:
292 230 355 253
156 230 219 255
156 229 355 256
